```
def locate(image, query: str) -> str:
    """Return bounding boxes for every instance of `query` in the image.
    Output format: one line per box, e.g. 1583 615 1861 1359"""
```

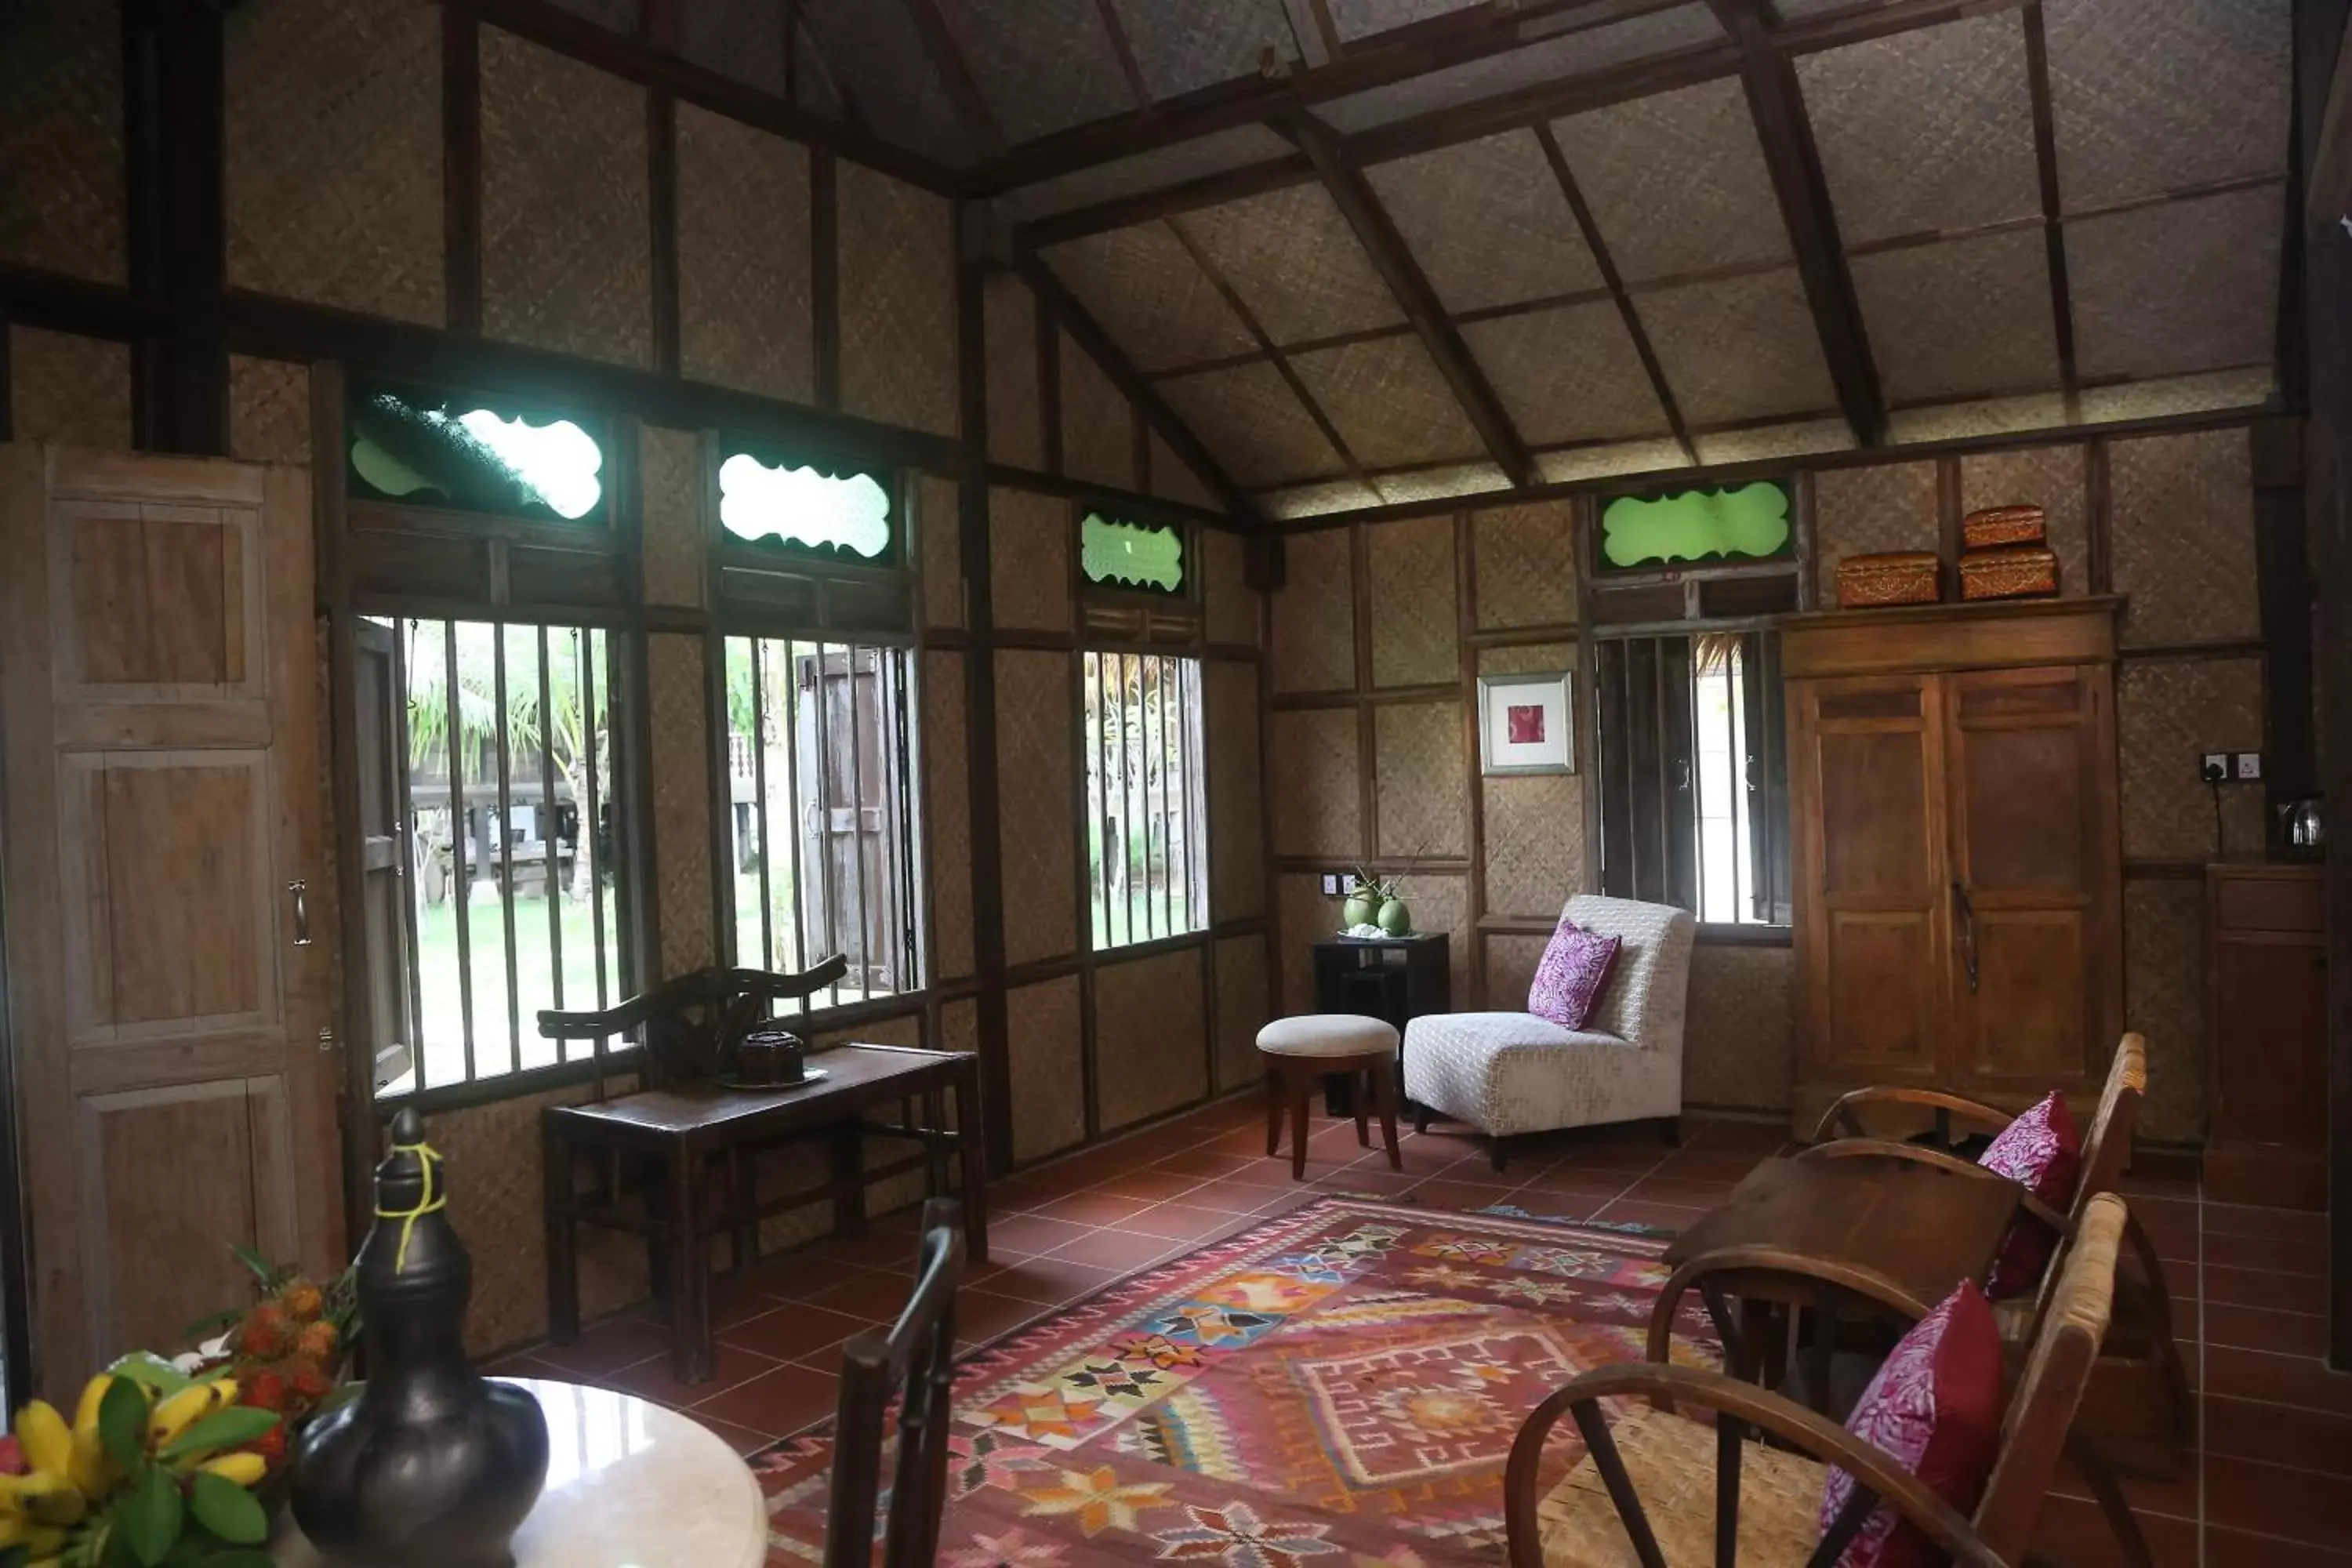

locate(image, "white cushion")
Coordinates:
1257 1014 1399 1059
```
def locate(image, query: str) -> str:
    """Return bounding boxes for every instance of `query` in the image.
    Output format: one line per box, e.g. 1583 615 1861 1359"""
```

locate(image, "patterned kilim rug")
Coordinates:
753 1195 1723 1564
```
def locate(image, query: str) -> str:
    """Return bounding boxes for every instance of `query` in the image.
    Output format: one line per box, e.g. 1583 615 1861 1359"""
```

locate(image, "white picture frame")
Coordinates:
1477 670 1574 776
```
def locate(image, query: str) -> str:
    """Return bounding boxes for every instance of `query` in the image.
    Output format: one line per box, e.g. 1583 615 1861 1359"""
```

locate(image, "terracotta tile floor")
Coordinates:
488 1093 2352 1564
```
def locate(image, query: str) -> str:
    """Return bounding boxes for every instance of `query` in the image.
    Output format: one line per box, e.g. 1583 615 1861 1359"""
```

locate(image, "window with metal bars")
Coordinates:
1595 630 1791 926
1084 652 1207 949
372 618 633 1098
722 637 922 1009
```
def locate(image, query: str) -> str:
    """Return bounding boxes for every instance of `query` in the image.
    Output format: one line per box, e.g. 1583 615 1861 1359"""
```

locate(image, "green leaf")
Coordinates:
185 1474 267 1546
176 1308 243 1342
118 1464 183 1568
226 1244 278 1292
111 1353 194 1396
99 1375 153 1473
158 1408 277 1462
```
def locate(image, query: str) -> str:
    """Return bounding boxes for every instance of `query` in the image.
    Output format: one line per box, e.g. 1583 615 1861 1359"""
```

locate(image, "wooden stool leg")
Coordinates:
1354 1072 1371 1148
1288 1065 1311 1181
666 1145 712 1385
1264 1065 1284 1156
1370 1056 1402 1171
1414 1104 1432 1135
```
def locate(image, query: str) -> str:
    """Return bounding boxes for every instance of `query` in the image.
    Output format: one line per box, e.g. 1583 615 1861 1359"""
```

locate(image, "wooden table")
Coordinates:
1662 1156 2022 1405
542 1044 985 1385
273 1379 767 1566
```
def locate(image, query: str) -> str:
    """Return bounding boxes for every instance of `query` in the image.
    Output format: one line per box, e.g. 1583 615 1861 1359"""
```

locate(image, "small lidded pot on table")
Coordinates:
738 1026 808 1086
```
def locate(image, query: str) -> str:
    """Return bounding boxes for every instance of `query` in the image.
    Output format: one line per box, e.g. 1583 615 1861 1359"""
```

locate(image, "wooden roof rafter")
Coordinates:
2020 0 2082 418
898 0 1007 158
1014 252 1269 525
1087 0 1156 110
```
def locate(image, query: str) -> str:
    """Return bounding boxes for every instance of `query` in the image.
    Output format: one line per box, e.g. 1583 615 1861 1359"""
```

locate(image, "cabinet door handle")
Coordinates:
289 880 312 947
1951 880 1980 994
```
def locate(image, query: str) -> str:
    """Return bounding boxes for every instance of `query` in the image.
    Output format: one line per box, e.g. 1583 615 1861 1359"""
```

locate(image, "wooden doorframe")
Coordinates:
0 858 38 1404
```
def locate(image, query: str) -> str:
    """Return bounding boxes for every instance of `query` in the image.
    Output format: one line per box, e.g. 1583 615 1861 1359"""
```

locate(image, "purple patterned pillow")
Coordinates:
1527 917 1622 1030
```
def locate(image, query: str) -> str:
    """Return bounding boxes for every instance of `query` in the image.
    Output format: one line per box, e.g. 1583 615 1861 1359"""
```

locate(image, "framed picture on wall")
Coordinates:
1477 670 1574 775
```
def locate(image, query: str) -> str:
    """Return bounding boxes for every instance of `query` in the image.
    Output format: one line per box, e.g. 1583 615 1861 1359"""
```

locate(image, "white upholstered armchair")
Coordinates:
1403 894 1696 1171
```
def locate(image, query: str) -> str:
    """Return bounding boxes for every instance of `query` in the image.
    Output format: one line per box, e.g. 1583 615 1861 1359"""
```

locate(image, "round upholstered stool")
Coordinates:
1255 1015 1403 1179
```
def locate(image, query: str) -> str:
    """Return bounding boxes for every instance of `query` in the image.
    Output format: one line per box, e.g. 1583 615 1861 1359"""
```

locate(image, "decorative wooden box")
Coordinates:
1836 551 1941 608
1958 545 2060 601
1961 504 2047 550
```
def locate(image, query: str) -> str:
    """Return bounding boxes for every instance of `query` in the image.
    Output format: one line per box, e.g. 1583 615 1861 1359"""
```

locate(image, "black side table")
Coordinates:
1309 933 1450 1113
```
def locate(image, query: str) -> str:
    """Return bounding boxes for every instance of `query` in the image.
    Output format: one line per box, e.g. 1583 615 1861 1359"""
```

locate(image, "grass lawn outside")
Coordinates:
405 880 624 1091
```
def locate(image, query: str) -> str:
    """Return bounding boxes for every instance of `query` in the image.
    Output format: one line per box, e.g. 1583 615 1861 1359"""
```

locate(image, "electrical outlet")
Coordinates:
1319 873 1341 896
2234 751 2263 782
2201 753 2230 783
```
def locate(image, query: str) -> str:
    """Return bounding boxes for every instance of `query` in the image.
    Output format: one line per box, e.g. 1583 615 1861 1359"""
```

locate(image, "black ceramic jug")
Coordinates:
291 1107 550 1567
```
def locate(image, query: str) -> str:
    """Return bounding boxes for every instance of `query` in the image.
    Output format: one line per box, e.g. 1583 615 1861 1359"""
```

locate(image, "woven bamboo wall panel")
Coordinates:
1269 527 1357 693
1262 479 1384 521
2118 657 2265 860
1207 660 1266 922
1853 230 2059 406
813 1014 925 1052
1552 78 1787 283
937 0 1131 144
1159 361 1345 490
1109 0 1296 100
924 650 975 982
838 161 958 439
8 328 131 450
1151 433 1221 514
996 650 1078 967
1041 223 1257 372
942 996 978 1058
1094 948 1210 1133
1364 131 1602 314
1539 440 1690 487
2044 0 2290 209
2065 187 2282 383
637 425 705 610
1813 461 1939 600
1795 10 2039 246
1406 873 1472 1005
989 487 1074 633
1486 935 1548 1018
225 0 441 325
1485 775 1585 917
679 0 786 94
430 1083 651 1355
1269 709 1363 860
0 0 122 281
676 103 813 401
1061 334 1137 492
1367 515 1459 688
1693 419 1856 467
2078 369 2275 428
1374 702 1467 859
1464 300 1668 447
2123 878 2205 1142
1478 642 1576 680
2108 427 2259 646
1277 875 1338 1014
227 357 313 467
1006 976 1086 1163
647 634 715 976
1960 445 2088 600
985 274 1046 470
1202 529 1260 648
920 474 963 629
1374 466 1511 508
1214 934 1269 1092
481 30 650 366
1683 945 1795 1112
1473 502 1578 630
799 0 967 166
1636 271 1839 427
1289 338 1485 473
1176 184 1407 347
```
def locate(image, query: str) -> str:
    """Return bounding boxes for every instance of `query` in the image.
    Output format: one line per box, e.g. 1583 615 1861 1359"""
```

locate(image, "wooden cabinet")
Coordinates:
2205 864 2327 1209
1783 600 2124 1130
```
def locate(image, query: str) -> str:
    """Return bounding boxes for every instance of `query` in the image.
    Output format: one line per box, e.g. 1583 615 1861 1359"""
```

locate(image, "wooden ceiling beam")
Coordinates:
2310 2 2352 230
1014 252 1267 525
1279 114 1537 488
2020 2 2080 415
466 0 971 194
1279 0 1341 69
1087 0 1156 110
1710 0 1886 446
899 0 1006 158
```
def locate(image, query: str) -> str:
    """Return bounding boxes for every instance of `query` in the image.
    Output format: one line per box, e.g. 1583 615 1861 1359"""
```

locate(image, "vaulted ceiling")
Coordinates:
565 0 2296 519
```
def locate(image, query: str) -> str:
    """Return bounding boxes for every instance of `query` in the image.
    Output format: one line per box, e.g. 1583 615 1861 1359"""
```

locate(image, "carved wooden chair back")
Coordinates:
536 955 848 1094
2024 1034 2143 1328
825 1198 964 1568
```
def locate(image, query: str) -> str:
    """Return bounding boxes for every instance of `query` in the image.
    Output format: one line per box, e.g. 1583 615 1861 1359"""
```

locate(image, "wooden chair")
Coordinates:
1505 1194 2129 1568
825 1197 964 1568
538 956 851 1096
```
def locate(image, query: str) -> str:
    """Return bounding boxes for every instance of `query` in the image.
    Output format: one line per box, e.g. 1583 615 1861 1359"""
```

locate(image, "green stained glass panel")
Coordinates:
348 384 606 524
1601 481 1792 570
1081 514 1184 593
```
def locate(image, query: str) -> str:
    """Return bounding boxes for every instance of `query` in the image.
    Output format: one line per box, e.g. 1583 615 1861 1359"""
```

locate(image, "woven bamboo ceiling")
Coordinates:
589 0 2295 517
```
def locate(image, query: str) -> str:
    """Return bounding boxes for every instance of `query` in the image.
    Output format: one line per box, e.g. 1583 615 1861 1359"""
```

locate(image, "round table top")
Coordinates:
271 1377 768 1568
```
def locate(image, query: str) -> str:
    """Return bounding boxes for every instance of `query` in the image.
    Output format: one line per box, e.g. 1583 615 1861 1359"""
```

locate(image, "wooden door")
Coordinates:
0 445 336 1396
1789 673 1949 1083
1940 666 2121 1094
352 620 414 1093
792 647 903 994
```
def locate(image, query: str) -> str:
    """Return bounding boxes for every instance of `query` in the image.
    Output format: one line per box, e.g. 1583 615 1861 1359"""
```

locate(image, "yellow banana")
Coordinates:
198 1452 267 1488
0 1512 66 1553
147 1379 233 1447
0 1472 25 1512
70 1376 110 1437
13 1472 85 1526
65 1425 110 1498
12 1403 69 1479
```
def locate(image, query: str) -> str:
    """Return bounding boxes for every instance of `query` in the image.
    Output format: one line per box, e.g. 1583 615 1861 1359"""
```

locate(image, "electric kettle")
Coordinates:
2280 797 2325 857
